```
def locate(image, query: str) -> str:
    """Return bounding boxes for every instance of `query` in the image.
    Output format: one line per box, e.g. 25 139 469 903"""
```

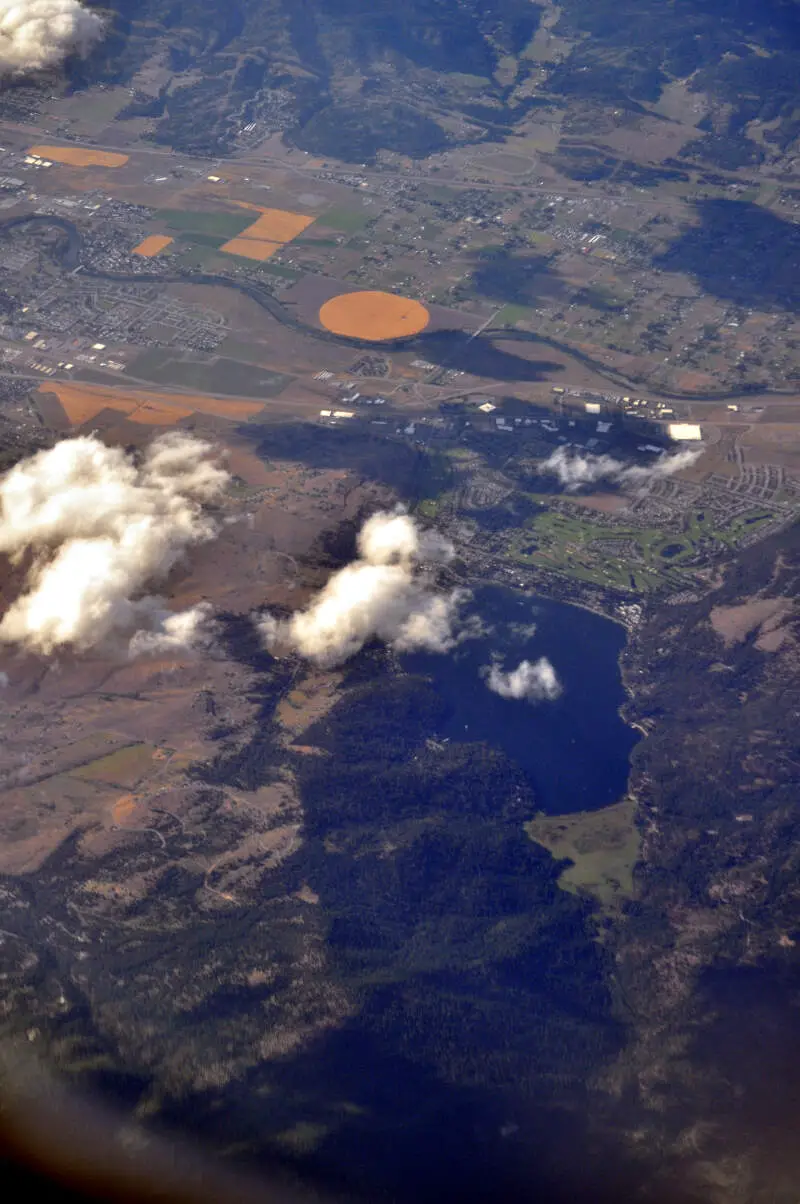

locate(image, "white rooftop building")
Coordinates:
668 423 702 441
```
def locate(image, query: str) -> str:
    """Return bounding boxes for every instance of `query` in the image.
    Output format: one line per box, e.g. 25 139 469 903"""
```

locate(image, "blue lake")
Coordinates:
403 585 638 814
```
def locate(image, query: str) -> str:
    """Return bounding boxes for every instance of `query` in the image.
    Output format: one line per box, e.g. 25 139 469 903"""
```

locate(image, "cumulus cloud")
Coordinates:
126 602 215 658
482 656 562 703
0 0 104 73
540 445 703 491
257 510 470 667
0 433 229 657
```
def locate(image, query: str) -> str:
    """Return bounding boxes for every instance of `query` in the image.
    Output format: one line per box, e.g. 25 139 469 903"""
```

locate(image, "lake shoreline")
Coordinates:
403 583 640 817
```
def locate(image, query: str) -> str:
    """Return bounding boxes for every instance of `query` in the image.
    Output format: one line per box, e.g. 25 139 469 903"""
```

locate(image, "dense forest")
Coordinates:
606 516 800 1197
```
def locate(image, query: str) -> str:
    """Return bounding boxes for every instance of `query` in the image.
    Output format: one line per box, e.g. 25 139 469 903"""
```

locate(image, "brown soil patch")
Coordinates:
755 624 792 652
276 669 342 736
220 236 281 261
296 883 320 904
38 382 264 427
675 370 718 392
230 200 268 215
710 597 793 646
112 794 136 822
567 493 629 514
128 400 195 424
28 144 128 167
319 291 430 342
239 209 315 242
741 422 800 451
133 234 174 257
225 444 278 486
220 207 314 260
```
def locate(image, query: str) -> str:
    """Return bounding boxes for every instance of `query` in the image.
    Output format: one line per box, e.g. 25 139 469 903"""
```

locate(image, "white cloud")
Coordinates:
0 0 104 73
257 510 469 667
482 656 562 703
540 445 702 491
126 602 215 658
0 432 229 657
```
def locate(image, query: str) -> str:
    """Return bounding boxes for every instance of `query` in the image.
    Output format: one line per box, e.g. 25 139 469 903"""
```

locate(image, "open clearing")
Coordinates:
710 596 794 646
38 381 266 426
318 207 370 232
28 145 129 167
129 350 292 397
526 797 640 912
156 209 254 239
71 744 160 788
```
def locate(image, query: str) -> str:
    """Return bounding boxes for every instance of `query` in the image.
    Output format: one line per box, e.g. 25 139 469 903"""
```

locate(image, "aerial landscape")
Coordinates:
0 1 799 1202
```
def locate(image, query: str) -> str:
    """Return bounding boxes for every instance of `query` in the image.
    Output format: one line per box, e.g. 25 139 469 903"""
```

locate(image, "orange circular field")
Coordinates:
319 291 430 341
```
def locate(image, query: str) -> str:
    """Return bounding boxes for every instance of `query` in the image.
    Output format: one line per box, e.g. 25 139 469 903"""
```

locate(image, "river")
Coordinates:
1 213 792 402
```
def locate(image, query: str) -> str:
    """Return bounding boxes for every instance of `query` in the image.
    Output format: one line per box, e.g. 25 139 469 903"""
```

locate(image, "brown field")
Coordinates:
319 291 430 341
220 206 315 260
128 400 195 424
675 370 719 392
27 144 129 167
39 381 265 426
226 444 281 486
112 794 137 823
230 200 269 214
276 670 342 736
568 492 630 514
133 234 174 257
163 393 266 420
220 236 282 261
739 421 800 467
240 209 315 242
44 381 137 425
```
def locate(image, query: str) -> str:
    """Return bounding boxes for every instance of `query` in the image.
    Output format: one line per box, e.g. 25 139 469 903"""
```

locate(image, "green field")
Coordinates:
131 350 292 397
526 796 640 913
177 230 227 249
70 744 158 788
156 209 253 239
319 207 371 232
496 303 533 326
171 245 232 272
293 236 340 247
416 498 440 518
